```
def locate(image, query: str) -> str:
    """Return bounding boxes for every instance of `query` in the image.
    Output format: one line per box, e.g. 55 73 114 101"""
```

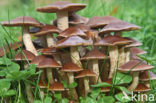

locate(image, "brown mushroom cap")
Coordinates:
49 82 65 91
133 83 150 92
14 50 36 61
1 16 41 27
38 80 48 89
75 24 90 32
75 69 96 78
87 16 120 29
56 36 93 48
118 59 154 72
99 21 141 34
57 27 87 38
94 36 132 46
36 1 86 13
101 78 112 92
130 47 147 55
85 30 99 40
81 50 109 60
0 42 22 57
38 58 61 68
124 37 142 48
31 55 47 65
140 71 156 81
38 47 61 55
60 62 83 72
34 25 61 36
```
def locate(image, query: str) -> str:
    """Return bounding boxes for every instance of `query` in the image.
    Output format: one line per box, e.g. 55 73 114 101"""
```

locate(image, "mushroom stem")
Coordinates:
84 77 90 96
67 73 78 99
39 90 45 100
108 46 119 78
125 47 130 62
128 72 139 91
118 46 125 67
56 11 69 30
46 68 54 84
70 47 82 67
92 59 102 83
25 82 34 103
145 81 150 87
23 27 38 56
46 34 55 47
40 70 46 81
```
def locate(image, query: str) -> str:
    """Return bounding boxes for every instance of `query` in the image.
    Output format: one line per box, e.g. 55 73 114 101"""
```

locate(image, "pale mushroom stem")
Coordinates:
118 46 125 67
109 46 119 78
46 68 54 84
144 81 150 88
84 78 90 96
39 36 47 47
128 72 139 91
46 34 56 47
70 47 82 67
57 11 69 30
23 27 38 56
92 59 102 83
25 82 34 103
39 90 45 100
67 73 78 99
125 47 130 63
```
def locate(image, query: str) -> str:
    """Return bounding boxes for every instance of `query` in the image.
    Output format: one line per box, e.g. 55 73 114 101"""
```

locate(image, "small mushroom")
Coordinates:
133 83 151 92
94 36 131 78
81 50 109 84
60 62 83 99
38 58 62 84
75 69 96 96
36 1 86 30
118 59 154 91
2 16 42 55
139 71 156 87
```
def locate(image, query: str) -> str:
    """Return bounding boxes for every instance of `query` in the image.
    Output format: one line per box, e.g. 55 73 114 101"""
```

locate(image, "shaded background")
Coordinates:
0 0 156 71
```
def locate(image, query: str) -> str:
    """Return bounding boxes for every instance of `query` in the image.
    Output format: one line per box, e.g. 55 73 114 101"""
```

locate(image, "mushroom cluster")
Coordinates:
1 1 154 102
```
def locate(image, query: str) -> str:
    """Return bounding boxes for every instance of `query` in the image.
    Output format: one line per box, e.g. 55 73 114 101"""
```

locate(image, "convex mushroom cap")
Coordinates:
100 21 141 34
14 50 36 61
49 82 65 91
118 59 154 72
139 71 156 81
130 47 147 55
56 36 93 48
94 36 132 46
87 16 120 29
81 50 109 60
133 83 151 92
36 1 86 13
38 58 61 68
124 38 142 48
1 16 41 27
75 69 96 78
39 47 61 55
60 62 83 72
31 55 47 65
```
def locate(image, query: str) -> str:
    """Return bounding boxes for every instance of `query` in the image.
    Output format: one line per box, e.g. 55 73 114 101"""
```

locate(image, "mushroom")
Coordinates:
75 69 96 96
14 50 36 103
34 25 61 47
130 47 147 56
139 71 156 87
36 1 86 30
81 50 109 84
124 38 142 62
87 16 120 29
56 35 93 67
94 35 131 78
2 16 42 55
60 62 83 99
118 59 154 91
38 58 62 84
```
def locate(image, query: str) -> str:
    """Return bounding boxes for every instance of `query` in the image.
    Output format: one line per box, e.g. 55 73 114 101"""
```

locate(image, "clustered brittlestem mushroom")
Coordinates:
81 50 109 84
36 1 86 31
94 36 131 78
118 59 154 91
14 50 36 103
2 16 41 55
